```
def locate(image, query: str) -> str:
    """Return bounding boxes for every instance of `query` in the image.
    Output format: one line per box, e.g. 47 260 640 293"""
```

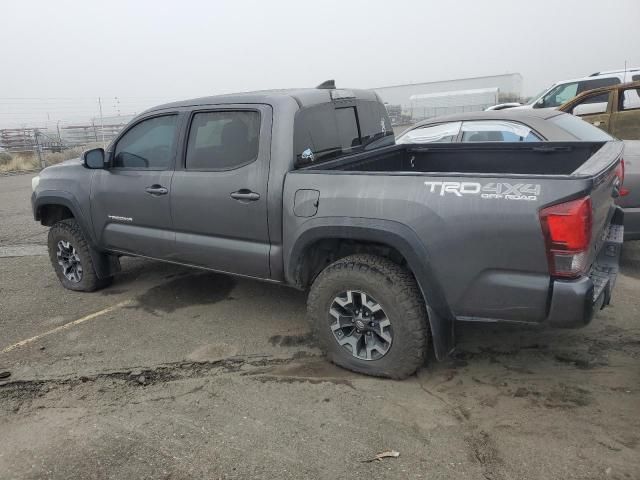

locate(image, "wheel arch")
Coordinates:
286 217 455 359
34 191 119 279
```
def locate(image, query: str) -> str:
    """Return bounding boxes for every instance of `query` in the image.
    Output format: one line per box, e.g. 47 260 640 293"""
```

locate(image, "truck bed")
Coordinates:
286 139 624 357
300 142 606 176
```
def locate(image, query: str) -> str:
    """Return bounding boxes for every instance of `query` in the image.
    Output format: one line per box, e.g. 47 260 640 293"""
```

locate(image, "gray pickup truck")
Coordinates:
31 84 625 378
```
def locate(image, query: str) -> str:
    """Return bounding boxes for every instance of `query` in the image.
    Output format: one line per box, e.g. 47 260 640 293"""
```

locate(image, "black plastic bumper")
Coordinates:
546 213 624 328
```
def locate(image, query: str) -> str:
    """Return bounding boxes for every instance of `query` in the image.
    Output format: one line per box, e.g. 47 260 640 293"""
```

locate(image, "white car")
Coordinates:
487 67 640 111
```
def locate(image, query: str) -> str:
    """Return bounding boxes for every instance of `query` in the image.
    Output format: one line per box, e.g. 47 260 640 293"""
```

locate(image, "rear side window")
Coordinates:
621 88 640 111
461 120 541 142
397 122 461 144
577 77 620 93
551 113 613 141
186 111 260 170
114 115 177 169
294 100 393 166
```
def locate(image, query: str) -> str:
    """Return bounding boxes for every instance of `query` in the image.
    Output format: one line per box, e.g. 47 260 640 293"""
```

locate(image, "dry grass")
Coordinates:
0 152 40 172
0 143 105 173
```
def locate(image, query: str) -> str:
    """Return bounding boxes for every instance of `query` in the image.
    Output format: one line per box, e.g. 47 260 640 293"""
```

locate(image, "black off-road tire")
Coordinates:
307 254 429 379
48 219 112 292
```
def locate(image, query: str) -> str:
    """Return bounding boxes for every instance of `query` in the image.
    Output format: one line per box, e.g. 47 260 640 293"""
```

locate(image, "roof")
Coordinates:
397 109 577 141
142 87 380 115
410 108 564 126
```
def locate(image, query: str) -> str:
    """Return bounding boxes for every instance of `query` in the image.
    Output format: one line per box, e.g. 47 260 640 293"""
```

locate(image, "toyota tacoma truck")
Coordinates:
32 83 625 379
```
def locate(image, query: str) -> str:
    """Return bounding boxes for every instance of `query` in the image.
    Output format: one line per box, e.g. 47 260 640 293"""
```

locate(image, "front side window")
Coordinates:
113 115 178 169
186 111 260 170
396 122 462 144
569 92 610 116
461 120 541 142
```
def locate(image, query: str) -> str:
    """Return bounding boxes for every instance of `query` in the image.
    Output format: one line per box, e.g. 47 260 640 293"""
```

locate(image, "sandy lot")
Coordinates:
1 173 639 479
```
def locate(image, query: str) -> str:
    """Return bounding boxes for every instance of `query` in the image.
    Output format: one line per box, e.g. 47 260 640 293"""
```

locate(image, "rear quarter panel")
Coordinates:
283 171 596 323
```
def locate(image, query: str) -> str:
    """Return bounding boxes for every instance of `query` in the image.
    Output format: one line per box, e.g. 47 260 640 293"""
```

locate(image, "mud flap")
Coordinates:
89 246 121 279
590 208 624 309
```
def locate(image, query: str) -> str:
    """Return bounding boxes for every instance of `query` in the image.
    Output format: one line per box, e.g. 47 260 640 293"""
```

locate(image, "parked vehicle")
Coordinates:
32 85 625 379
557 81 640 140
487 67 640 111
395 109 614 144
555 82 640 239
396 110 637 240
617 140 640 240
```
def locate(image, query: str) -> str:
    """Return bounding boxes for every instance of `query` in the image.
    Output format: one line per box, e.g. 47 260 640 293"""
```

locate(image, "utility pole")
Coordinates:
98 97 105 147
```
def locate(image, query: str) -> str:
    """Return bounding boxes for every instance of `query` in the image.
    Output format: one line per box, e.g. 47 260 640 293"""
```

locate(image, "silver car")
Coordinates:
396 109 638 240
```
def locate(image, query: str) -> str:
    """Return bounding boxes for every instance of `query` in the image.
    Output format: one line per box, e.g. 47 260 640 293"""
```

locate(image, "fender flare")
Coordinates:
33 191 120 279
285 217 455 359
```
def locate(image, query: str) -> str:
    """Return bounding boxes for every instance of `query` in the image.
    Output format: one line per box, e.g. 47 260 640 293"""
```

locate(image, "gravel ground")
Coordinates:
1 173 639 480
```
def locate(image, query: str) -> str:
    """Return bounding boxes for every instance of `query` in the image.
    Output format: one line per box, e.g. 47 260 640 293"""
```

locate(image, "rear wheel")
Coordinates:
48 219 112 292
307 254 428 379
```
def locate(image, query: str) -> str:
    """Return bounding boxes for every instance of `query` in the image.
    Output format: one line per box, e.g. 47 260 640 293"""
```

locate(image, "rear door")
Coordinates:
610 85 640 140
91 113 179 258
169 105 272 278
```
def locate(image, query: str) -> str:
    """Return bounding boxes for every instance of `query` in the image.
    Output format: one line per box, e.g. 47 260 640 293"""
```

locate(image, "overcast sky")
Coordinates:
1 0 638 126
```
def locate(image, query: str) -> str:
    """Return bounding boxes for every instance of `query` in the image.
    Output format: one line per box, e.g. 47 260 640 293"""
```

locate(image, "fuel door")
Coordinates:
293 189 320 217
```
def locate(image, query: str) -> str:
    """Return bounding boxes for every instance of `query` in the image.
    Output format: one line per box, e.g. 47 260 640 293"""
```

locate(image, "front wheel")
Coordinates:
307 254 429 379
48 219 112 292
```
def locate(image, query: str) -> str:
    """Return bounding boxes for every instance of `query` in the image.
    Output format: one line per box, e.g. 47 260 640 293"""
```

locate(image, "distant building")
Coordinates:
374 73 523 125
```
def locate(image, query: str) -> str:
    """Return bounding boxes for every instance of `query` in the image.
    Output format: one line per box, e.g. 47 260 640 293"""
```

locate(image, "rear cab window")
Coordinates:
294 96 394 166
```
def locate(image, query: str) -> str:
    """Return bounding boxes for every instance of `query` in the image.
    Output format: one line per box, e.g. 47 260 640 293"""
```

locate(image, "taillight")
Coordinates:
615 159 629 196
539 196 592 278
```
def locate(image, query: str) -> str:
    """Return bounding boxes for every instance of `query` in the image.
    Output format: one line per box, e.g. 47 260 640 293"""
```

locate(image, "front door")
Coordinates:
568 91 613 132
170 106 272 278
91 113 180 258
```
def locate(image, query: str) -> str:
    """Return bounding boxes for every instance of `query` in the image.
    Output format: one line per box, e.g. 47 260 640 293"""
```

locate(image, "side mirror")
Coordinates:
82 148 107 169
535 98 545 108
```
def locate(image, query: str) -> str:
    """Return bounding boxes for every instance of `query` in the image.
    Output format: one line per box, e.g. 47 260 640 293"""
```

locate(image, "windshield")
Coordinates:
539 82 579 108
526 86 553 105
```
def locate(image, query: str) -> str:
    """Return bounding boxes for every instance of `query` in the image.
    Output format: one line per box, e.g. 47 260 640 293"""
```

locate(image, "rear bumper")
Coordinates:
623 206 640 241
546 217 624 328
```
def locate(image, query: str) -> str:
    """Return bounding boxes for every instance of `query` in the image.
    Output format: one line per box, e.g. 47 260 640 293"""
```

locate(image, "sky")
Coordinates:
1 0 639 127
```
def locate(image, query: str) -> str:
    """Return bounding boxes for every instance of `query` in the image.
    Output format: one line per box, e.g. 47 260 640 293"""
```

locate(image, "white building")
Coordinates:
374 73 523 124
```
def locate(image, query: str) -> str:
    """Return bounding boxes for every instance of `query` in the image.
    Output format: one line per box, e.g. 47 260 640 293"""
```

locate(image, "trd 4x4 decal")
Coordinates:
424 181 540 201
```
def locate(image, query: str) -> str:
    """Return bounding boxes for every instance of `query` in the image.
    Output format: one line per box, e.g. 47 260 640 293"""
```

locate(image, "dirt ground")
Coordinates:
1 172 639 480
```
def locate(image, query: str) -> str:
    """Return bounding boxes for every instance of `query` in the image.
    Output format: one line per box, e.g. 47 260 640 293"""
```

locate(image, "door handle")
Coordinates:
145 185 169 196
230 189 260 201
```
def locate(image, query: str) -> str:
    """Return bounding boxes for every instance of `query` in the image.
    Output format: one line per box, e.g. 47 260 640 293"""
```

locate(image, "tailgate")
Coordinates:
577 141 625 305
580 142 624 265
